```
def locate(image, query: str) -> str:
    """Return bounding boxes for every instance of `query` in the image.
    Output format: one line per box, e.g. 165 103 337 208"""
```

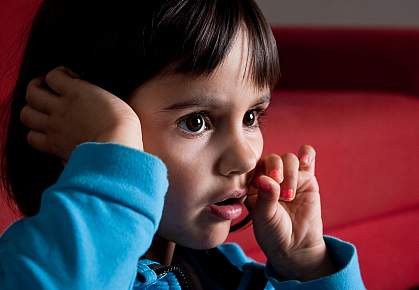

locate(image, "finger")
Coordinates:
280 153 299 201
26 77 60 115
244 182 259 212
26 130 48 153
44 66 80 95
246 158 265 187
298 144 316 175
20 105 49 132
251 174 281 223
263 153 284 184
245 156 269 208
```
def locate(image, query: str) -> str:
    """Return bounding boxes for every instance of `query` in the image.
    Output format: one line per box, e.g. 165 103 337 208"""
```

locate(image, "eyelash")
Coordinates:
176 108 268 138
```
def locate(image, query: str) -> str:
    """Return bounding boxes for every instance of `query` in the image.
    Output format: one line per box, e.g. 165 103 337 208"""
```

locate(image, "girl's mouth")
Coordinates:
208 198 244 220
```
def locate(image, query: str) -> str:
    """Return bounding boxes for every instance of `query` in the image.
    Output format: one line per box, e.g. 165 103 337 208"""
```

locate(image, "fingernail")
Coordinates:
280 188 294 200
269 169 281 179
255 176 271 192
300 154 310 165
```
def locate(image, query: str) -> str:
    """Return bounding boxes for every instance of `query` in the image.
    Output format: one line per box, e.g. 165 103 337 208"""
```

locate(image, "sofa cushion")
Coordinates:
272 27 419 95
262 89 419 229
328 207 419 290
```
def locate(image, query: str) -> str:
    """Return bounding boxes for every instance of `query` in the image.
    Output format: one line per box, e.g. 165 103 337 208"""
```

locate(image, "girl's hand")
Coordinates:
245 145 336 281
20 66 143 161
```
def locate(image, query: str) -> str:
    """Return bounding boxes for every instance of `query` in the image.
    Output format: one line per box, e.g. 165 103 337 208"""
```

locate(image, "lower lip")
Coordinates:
208 201 243 220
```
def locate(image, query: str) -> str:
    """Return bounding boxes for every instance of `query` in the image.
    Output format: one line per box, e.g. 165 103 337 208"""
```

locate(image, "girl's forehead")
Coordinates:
129 71 270 114
129 31 271 109
174 32 264 89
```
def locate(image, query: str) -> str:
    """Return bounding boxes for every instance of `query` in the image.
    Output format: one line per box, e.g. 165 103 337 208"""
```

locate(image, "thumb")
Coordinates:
248 175 281 225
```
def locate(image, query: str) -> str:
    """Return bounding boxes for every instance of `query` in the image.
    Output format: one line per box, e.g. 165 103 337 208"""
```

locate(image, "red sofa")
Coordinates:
228 27 419 290
1 2 418 289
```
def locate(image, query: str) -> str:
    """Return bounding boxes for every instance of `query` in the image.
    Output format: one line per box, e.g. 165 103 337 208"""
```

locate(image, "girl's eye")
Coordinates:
244 109 267 128
177 112 210 135
243 110 256 126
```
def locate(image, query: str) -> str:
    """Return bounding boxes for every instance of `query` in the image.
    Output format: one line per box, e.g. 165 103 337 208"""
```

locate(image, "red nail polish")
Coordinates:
300 154 310 164
270 169 281 179
280 188 294 200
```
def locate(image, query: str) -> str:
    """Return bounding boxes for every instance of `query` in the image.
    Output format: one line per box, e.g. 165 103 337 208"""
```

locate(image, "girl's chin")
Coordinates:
160 222 231 250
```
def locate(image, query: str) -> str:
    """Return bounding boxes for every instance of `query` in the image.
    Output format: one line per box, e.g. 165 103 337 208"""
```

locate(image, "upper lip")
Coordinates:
213 188 247 204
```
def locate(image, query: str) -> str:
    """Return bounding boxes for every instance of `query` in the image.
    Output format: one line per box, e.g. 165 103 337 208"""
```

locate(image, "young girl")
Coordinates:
0 0 365 289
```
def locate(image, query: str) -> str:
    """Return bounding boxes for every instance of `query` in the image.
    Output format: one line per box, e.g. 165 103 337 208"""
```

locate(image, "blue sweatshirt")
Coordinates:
0 142 366 289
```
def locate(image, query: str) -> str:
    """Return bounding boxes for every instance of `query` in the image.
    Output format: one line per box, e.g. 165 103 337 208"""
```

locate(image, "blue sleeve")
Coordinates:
264 235 366 289
0 142 169 290
219 235 366 290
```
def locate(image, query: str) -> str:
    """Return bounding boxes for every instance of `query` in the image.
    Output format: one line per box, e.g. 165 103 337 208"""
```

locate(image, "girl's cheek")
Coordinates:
245 135 264 186
252 133 264 161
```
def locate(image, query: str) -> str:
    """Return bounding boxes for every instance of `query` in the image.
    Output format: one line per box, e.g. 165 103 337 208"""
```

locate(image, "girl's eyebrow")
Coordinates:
254 93 272 106
160 93 271 111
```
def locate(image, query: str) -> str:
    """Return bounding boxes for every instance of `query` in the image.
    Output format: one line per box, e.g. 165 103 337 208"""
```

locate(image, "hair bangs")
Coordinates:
240 1 281 90
146 0 280 90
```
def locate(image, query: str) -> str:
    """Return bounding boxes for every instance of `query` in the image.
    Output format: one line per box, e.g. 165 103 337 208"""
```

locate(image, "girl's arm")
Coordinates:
0 142 168 289
218 236 366 290
1 66 167 289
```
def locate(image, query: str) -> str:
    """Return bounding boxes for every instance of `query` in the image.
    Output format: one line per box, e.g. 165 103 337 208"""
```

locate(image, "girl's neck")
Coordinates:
145 237 204 289
145 235 176 266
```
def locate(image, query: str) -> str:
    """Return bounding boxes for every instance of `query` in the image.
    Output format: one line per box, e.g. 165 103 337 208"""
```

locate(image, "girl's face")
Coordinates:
128 31 271 249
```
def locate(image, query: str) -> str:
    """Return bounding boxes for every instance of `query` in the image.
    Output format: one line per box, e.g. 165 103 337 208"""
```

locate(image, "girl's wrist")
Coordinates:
94 122 143 151
268 243 337 281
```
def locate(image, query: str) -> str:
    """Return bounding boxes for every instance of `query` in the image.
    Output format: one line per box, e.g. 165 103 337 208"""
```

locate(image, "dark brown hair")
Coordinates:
1 0 279 218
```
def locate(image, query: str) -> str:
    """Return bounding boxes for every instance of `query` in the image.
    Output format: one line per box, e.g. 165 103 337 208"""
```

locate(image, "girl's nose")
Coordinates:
217 132 260 177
